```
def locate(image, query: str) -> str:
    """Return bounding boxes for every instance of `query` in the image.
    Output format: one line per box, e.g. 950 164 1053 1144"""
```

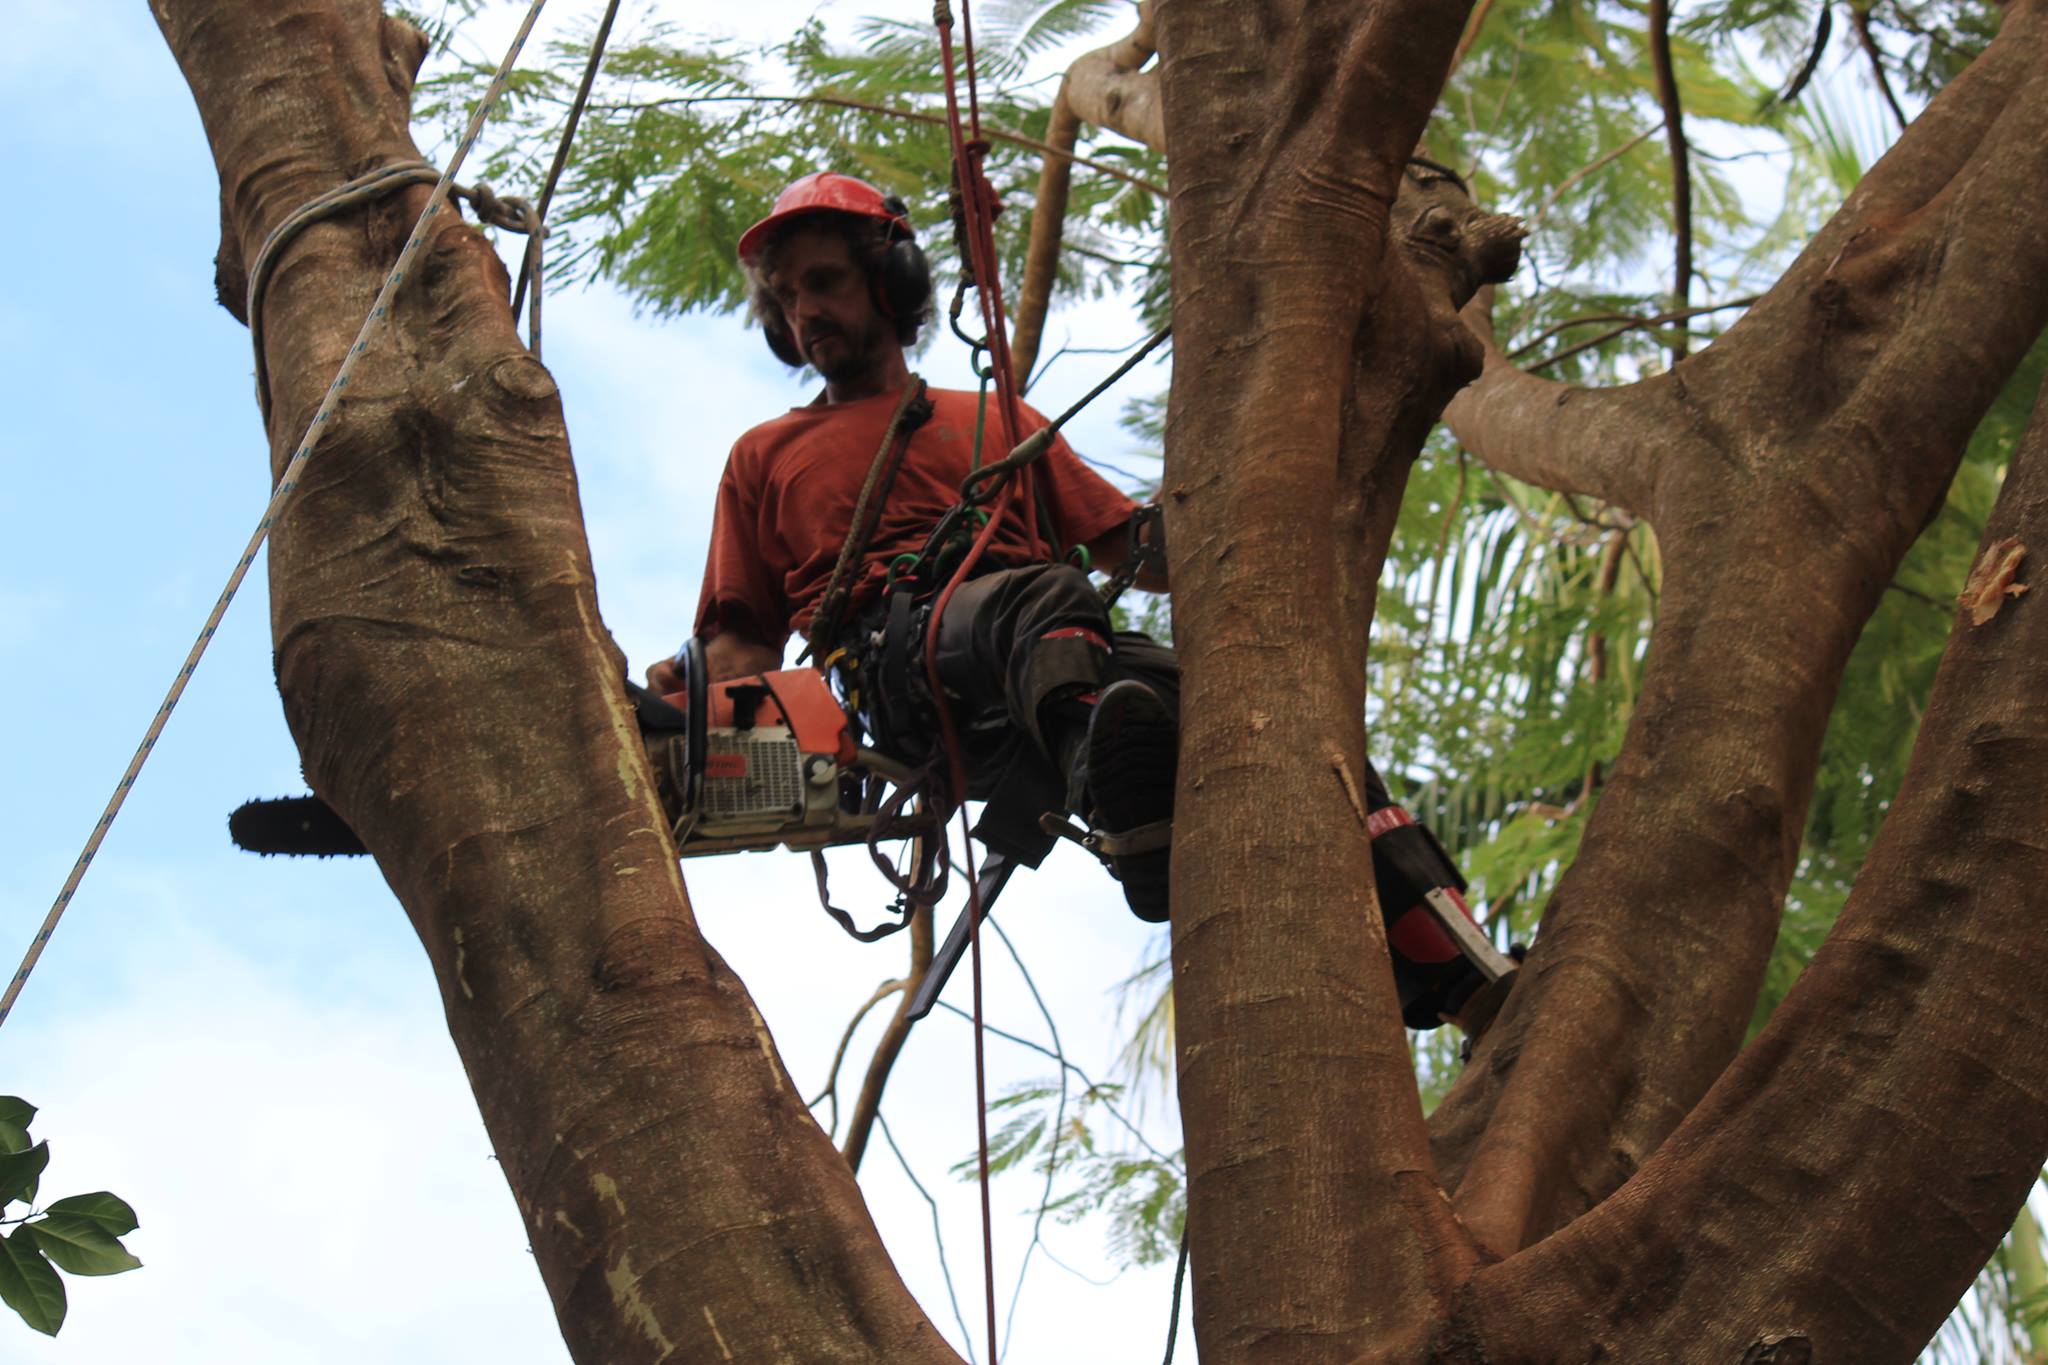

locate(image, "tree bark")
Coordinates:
1444 375 2048 1363
1434 0 2048 1255
1154 2 1516 1359
154 3 960 1361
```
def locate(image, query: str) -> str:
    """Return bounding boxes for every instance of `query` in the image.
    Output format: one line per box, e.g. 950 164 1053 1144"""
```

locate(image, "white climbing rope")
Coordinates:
0 0 555 1031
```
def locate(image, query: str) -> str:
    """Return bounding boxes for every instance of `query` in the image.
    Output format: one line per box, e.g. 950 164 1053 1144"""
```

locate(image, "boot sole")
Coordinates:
1086 682 1177 922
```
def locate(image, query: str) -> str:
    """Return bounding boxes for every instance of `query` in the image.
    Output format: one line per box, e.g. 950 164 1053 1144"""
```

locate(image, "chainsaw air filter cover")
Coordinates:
657 663 864 854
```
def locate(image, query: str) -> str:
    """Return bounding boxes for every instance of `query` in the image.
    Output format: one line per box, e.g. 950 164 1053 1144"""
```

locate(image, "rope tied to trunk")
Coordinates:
245 162 547 419
244 0 626 417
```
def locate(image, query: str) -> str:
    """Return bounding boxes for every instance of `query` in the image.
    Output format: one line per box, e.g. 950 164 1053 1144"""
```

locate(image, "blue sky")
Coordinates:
1 2 1185 1360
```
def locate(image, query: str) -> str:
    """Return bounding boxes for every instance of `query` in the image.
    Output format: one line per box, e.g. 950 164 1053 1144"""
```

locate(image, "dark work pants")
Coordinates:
902 562 1484 1027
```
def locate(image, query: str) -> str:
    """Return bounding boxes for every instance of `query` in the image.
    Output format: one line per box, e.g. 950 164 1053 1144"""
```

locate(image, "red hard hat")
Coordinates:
736 171 913 264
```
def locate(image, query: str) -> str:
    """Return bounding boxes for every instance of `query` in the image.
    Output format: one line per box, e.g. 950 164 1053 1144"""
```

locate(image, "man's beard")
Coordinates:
806 315 891 383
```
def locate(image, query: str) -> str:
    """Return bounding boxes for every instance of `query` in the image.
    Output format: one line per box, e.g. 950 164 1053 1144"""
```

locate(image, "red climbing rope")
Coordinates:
927 3 1031 1360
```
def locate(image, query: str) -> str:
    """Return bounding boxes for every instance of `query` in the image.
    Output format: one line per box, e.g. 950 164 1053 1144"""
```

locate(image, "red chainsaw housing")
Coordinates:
659 667 857 768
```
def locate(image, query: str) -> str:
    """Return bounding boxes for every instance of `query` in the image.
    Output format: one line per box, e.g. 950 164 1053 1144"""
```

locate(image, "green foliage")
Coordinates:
954 1080 1186 1268
412 1 1166 340
0 1100 140 1338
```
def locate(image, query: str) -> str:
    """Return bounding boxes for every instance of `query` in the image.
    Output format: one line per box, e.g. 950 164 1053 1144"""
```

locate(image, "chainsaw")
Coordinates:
230 641 1510 1025
230 639 928 861
231 638 1005 1010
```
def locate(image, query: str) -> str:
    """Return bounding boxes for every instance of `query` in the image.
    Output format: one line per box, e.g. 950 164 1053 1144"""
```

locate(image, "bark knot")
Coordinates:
1739 1332 1812 1364
490 354 559 403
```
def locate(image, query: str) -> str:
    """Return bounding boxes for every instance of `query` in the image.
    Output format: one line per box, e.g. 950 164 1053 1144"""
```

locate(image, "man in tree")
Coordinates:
646 171 1509 1031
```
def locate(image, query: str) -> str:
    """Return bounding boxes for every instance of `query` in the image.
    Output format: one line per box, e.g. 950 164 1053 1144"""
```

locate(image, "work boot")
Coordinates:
1083 680 1177 922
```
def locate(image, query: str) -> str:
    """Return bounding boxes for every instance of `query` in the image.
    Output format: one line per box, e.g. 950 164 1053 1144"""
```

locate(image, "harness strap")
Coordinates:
1037 812 1174 859
804 378 934 662
811 850 915 943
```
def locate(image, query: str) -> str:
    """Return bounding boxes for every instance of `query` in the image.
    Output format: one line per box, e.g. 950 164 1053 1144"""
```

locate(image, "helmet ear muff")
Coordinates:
873 195 932 324
760 296 804 367
763 317 805 367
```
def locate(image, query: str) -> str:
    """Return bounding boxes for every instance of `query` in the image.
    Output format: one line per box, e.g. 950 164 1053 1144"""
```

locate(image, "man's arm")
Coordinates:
643 631 784 694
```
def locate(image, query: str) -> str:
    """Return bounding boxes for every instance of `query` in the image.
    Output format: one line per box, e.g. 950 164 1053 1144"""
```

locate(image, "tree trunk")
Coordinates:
1153 2 1499 1358
153 3 959 1361
1434 0 2048 1254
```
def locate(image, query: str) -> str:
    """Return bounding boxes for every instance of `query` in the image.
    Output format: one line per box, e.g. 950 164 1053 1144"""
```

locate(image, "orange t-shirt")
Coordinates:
694 386 1137 650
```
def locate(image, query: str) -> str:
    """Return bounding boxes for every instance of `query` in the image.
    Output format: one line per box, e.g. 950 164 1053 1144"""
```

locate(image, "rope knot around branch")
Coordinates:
456 181 544 237
245 160 553 417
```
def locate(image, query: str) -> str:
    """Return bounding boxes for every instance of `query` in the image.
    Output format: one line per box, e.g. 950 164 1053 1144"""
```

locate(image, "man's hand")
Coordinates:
644 656 687 695
643 634 784 695
1088 505 1170 594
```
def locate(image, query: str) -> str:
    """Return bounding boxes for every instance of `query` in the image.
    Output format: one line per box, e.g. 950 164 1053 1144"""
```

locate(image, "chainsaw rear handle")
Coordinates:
671 637 709 816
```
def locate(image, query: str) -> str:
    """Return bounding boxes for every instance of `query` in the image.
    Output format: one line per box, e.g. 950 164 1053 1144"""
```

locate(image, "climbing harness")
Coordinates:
5 0 628 1031
802 377 937 663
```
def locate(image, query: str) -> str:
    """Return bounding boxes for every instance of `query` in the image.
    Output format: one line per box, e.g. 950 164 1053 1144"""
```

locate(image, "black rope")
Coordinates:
811 850 915 943
958 324 1172 508
511 0 626 351
1161 1226 1191 1364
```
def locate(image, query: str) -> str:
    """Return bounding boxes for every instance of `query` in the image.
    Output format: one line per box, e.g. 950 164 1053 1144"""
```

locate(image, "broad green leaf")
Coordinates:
0 1141 49 1207
0 1228 64 1336
0 1119 28 1156
25 1215 141 1277
0 1098 35 1130
42 1193 138 1239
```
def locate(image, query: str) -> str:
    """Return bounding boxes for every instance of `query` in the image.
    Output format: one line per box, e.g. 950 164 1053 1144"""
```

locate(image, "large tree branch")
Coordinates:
1011 87 1081 392
1157 2 1491 1358
1429 0 2048 1255
156 3 960 1360
1444 0 2035 506
841 899 935 1174
1442 290 1661 516
1452 379 2048 1364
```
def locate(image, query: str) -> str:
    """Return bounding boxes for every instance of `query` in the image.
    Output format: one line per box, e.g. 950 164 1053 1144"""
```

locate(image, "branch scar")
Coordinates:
1960 537 2028 625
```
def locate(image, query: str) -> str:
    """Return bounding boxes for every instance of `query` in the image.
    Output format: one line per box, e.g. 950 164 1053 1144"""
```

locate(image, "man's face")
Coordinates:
763 225 895 383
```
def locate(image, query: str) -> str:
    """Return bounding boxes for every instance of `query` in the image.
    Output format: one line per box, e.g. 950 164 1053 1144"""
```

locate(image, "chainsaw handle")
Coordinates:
673 638 709 814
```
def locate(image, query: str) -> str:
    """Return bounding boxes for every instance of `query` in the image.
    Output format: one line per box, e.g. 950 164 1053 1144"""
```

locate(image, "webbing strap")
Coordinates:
804 377 932 662
1 0 555 1034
